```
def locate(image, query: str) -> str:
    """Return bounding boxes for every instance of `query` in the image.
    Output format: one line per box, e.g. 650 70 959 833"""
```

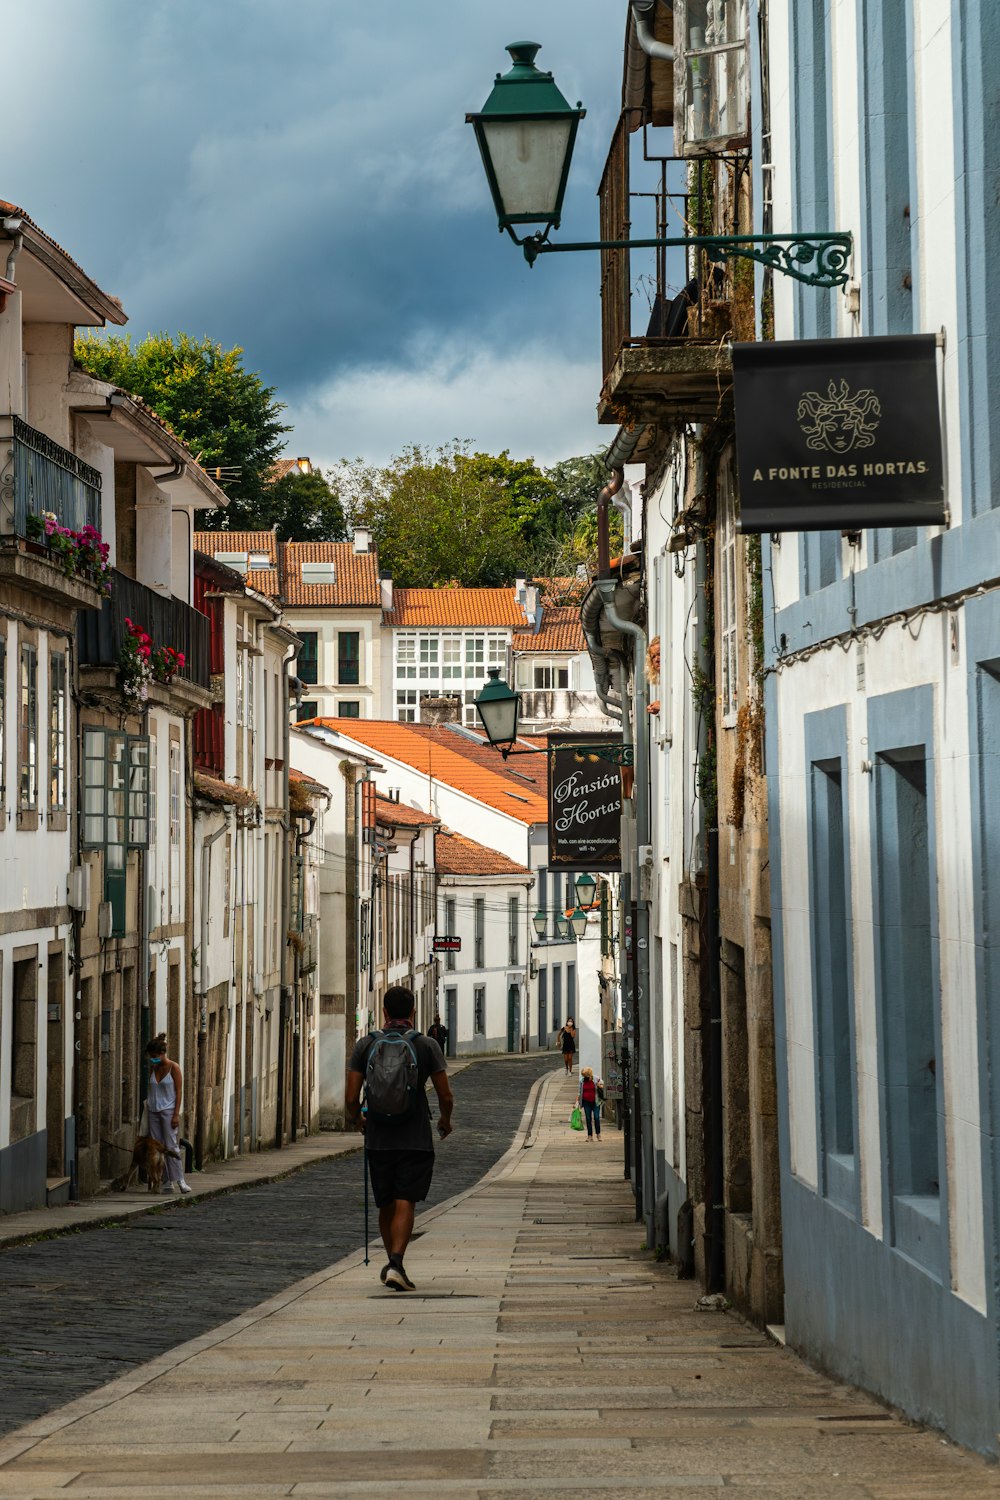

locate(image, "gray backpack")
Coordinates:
364 1029 420 1123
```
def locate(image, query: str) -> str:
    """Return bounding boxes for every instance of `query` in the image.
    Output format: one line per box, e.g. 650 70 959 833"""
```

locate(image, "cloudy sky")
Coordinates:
8 1 627 471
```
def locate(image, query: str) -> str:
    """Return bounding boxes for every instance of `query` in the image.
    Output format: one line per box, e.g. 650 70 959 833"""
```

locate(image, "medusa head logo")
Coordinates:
796 379 882 454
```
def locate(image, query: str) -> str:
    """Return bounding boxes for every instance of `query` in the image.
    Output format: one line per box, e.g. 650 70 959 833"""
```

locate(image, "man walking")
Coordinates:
346 987 453 1292
427 1013 449 1053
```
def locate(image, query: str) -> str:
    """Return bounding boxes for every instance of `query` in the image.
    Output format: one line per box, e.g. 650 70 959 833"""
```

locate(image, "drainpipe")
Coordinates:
580 587 623 722
599 581 655 1245
197 809 231 1171
596 468 624 582
290 809 315 1143
690 434 725 1295
631 0 676 62
275 641 297 1148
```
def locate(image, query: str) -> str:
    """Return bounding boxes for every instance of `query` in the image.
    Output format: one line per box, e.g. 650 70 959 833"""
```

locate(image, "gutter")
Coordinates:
631 0 676 62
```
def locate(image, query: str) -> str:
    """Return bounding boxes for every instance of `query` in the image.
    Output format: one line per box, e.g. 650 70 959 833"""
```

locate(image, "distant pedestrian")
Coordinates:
427 1013 449 1052
578 1067 602 1142
558 1019 577 1074
145 1035 192 1194
346 987 454 1293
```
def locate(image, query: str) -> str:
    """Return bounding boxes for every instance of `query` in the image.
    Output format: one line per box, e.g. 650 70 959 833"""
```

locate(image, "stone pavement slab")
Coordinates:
1 1070 999 1498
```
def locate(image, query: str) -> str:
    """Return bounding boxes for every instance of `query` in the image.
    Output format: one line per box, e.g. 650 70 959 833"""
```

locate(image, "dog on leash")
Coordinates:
119 1135 181 1193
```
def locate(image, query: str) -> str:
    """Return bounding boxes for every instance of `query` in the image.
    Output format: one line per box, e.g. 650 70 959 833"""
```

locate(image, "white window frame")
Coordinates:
673 0 750 155
719 460 739 726
396 633 417 681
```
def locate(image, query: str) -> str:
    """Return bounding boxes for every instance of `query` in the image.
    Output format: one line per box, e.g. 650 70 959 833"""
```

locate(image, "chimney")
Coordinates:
379 570 393 612
514 572 526 604
353 526 372 555
420 695 462 727
524 584 540 627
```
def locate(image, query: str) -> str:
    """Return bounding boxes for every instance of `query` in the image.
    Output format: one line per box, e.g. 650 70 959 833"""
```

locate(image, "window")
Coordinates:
128 739 150 848
418 635 439 679
445 897 457 972
297 700 318 722
533 663 570 691
301 561 336 585
567 962 576 1021
719 472 739 723
442 635 462 680
397 634 417 680
474 985 486 1035
149 731 157 847
474 898 485 968
674 0 749 153
465 635 485 675
236 642 245 726
299 632 319 685
810 758 854 1205
49 651 66 811
508 895 519 966
169 741 181 848
396 689 417 723
487 636 507 671
552 965 562 1030
19 644 37 809
338 632 360 686
338 701 361 718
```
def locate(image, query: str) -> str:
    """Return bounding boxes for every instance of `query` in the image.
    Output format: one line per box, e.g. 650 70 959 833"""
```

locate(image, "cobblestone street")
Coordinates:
3 1068 999 1498
0 1055 558 1438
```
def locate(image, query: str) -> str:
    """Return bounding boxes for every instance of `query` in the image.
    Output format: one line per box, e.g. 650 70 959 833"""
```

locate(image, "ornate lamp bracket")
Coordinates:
517 228 853 289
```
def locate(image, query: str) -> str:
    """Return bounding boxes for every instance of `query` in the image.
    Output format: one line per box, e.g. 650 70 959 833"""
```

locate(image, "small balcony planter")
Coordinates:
25 511 112 596
119 617 154 707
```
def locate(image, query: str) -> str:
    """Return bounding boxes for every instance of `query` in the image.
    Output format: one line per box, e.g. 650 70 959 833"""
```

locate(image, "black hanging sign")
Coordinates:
732 334 946 532
547 733 623 872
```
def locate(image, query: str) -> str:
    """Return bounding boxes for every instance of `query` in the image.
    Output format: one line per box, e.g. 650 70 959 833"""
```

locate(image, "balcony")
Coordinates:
78 570 211 704
597 113 743 427
0 414 102 537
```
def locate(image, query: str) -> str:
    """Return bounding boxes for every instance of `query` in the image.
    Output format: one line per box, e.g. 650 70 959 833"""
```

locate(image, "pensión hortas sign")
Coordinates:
547 733 623 872
732 334 946 533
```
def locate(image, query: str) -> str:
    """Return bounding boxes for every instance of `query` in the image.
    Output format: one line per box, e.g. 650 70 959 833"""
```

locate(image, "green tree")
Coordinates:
74 332 289 528
254 469 346 543
341 442 557 587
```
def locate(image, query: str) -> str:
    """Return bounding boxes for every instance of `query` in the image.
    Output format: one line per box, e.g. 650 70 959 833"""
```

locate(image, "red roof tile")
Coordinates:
271 456 312 481
385 588 527 629
312 720 547 826
512 607 586 654
0 198 126 323
194 530 277 564
282 542 381 609
435 829 532 878
537 576 587 606
375 796 439 829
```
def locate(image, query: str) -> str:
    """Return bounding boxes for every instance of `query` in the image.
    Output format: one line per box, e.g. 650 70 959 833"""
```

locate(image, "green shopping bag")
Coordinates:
570 1105 584 1131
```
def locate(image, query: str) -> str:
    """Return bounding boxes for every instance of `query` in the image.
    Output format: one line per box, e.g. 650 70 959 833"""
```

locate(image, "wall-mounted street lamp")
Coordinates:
556 912 571 940
532 909 548 938
474 668 548 760
574 872 597 907
467 43 852 288
569 906 589 939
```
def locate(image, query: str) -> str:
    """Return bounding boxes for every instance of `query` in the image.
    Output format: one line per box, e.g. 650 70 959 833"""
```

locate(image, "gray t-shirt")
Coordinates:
349 1024 447 1153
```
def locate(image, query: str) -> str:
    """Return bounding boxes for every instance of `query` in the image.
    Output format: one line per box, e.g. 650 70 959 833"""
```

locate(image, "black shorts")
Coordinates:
367 1149 434 1208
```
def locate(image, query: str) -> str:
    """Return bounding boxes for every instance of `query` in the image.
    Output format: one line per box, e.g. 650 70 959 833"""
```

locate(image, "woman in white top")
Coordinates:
145 1033 191 1194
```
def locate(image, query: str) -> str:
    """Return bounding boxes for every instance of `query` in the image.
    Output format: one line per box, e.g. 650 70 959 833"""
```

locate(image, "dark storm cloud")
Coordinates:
7 1 627 462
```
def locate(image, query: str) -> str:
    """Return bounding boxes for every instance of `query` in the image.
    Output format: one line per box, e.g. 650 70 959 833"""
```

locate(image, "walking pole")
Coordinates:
363 1131 370 1266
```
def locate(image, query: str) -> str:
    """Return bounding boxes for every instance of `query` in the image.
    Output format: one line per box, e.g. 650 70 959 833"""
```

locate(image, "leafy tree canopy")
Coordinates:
340 442 558 588
74 332 289 529
254 469 346 543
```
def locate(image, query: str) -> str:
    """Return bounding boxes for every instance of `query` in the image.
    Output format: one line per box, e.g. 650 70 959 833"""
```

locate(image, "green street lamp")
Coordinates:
575 872 597 907
466 42 585 245
532 909 548 939
570 906 589 939
467 43 852 285
474 667 521 754
556 912 571 940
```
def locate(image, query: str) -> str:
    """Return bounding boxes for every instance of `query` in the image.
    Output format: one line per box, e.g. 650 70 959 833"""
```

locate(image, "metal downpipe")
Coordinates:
631 0 676 62
600 585 655 1244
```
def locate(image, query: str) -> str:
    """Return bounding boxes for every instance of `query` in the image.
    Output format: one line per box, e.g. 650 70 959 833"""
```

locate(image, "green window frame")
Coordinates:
82 728 150 937
338 631 360 686
299 632 319 686
19 643 37 809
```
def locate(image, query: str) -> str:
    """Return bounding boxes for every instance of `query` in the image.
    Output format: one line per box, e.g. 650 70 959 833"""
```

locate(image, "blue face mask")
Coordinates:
149 1056 162 1066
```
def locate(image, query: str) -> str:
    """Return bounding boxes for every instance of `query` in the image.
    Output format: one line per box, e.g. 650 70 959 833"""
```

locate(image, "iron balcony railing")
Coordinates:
78 569 211 691
0 414 102 538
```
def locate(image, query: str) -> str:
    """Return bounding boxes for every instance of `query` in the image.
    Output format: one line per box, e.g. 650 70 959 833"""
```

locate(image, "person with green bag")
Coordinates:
578 1067 602 1142
570 1102 585 1132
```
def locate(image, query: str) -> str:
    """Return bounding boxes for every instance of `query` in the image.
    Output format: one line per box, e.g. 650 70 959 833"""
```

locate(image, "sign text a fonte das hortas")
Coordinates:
732 333 946 533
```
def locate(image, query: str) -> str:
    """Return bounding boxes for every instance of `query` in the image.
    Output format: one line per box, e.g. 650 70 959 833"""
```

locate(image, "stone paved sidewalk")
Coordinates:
1 1071 998 1498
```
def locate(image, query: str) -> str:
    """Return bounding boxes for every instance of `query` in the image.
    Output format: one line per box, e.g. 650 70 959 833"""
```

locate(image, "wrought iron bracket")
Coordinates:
512 227 853 289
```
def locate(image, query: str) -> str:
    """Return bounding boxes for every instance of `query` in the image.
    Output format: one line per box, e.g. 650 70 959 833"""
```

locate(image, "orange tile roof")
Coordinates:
245 566 280 599
435 828 532 878
538 576 587 606
271 456 312 481
312 720 548 826
195 530 277 561
512 607 586 654
375 795 439 829
385 588 527 629
0 198 126 323
282 542 381 609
